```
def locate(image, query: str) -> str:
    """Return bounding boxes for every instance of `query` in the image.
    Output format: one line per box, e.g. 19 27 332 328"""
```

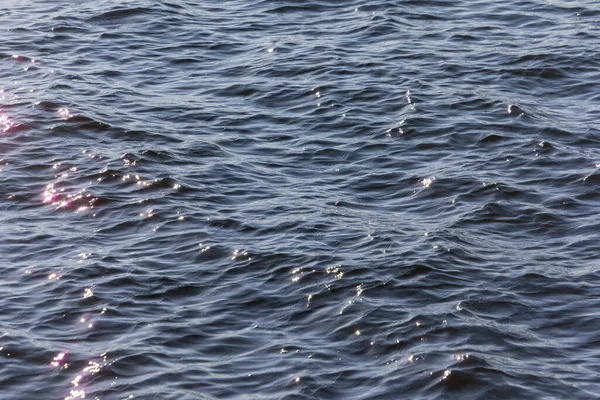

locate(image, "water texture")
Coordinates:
1 0 600 399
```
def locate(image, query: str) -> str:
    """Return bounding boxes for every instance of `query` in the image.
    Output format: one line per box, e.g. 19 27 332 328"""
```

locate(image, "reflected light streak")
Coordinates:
0 110 16 133
51 352 66 368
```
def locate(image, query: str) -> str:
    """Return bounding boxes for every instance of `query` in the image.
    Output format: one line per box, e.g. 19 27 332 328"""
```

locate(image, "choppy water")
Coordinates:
1 1 600 399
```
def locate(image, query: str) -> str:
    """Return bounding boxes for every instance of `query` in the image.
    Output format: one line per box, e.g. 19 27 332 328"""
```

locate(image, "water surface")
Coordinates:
1 1 600 399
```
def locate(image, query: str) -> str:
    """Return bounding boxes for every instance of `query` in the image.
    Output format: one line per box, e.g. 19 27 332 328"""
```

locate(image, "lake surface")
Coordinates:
1 1 600 399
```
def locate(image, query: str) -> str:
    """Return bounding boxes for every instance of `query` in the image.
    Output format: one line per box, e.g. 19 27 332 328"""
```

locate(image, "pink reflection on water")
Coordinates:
0 109 16 133
63 353 110 400
43 183 97 212
58 108 72 120
51 352 66 368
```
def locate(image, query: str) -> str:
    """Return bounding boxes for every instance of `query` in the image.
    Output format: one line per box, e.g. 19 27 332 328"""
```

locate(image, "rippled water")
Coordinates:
1 1 600 399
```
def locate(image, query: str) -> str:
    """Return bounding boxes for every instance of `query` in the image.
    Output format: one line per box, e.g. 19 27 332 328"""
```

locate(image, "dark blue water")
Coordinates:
1 1 600 399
